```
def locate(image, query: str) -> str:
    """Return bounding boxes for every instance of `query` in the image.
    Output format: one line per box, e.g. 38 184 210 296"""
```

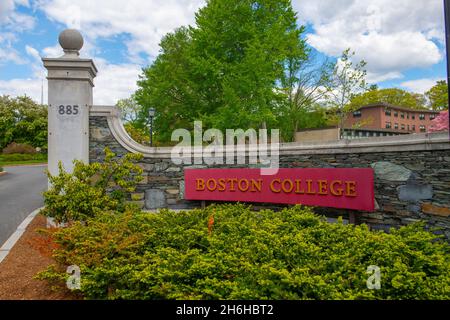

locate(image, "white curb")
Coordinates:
0 207 44 264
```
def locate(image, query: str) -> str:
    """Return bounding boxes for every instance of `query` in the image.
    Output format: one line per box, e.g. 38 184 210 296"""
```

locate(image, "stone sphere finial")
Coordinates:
58 29 83 57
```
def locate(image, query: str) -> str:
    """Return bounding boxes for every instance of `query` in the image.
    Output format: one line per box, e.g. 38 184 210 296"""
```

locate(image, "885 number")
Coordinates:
58 105 79 115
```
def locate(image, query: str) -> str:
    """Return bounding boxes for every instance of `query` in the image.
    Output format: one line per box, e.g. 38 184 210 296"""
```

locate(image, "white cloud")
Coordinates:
0 1 35 66
0 47 26 64
38 0 205 62
293 0 445 83
400 78 445 94
0 59 141 105
0 78 46 103
0 0 35 30
41 44 62 58
93 59 141 105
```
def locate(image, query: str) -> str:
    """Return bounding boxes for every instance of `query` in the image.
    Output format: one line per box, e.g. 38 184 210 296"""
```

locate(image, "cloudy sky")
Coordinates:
0 0 446 105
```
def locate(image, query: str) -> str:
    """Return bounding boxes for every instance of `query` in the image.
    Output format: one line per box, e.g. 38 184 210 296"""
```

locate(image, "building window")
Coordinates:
400 112 405 119
385 109 391 116
394 123 399 130
411 114 415 120
353 110 362 118
407 125 410 131
385 122 391 129
420 125 426 132
394 111 398 117
406 113 410 119
419 114 425 120
401 124 405 130
412 125 416 131
430 114 436 120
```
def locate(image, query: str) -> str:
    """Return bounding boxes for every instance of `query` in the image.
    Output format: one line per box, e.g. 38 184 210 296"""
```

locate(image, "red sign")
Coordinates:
184 168 374 211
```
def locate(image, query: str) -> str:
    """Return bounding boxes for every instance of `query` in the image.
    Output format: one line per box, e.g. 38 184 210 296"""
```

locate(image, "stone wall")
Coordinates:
90 114 450 239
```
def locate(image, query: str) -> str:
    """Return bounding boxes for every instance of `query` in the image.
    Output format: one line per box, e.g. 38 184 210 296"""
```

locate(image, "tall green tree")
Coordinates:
0 95 47 150
348 88 427 111
326 49 368 132
279 49 335 141
425 80 448 111
116 94 141 124
135 0 306 143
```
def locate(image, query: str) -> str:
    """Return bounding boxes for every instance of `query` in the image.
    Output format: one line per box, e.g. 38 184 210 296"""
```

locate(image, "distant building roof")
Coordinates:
356 103 439 114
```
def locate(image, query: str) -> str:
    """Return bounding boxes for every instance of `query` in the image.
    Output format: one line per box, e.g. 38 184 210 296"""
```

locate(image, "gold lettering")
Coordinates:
196 179 205 191
250 179 262 192
206 179 217 191
270 179 281 193
345 181 357 197
330 180 343 196
281 179 294 193
306 179 316 195
218 178 226 192
238 179 250 192
295 179 304 194
228 178 238 191
317 180 328 195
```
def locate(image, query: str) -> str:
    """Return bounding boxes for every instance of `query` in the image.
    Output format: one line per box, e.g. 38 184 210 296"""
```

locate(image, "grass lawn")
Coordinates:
0 153 48 167
0 160 48 166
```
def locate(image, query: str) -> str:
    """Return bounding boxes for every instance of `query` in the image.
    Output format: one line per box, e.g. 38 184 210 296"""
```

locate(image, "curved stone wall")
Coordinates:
89 105 450 238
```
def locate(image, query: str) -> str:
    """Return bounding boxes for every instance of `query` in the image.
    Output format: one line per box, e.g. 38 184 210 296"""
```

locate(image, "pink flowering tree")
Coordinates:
428 111 449 132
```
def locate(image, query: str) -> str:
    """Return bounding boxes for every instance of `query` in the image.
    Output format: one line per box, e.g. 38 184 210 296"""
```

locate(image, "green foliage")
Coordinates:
124 123 151 146
348 88 427 111
135 0 306 143
0 153 47 162
37 204 450 300
426 80 448 111
41 148 143 223
327 49 368 130
279 50 335 141
116 95 141 124
0 95 47 150
0 166 3 172
2 142 37 154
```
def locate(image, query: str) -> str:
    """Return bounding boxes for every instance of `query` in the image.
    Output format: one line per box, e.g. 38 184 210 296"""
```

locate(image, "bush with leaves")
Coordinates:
41 148 143 223
0 95 47 150
36 204 450 300
2 142 37 154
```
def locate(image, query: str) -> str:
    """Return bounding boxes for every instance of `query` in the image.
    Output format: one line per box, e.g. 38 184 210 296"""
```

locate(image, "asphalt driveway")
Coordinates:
0 165 47 246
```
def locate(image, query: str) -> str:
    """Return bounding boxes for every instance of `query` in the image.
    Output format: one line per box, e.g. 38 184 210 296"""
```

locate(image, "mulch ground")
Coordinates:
0 215 78 300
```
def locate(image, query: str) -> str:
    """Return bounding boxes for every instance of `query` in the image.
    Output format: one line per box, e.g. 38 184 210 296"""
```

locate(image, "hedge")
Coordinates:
0 153 47 162
37 204 450 300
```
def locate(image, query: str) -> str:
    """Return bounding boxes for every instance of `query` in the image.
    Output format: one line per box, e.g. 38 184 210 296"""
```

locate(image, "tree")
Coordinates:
426 80 448 111
135 0 306 143
0 95 47 150
326 49 368 132
428 111 449 132
348 88 427 111
279 49 335 141
116 95 141 124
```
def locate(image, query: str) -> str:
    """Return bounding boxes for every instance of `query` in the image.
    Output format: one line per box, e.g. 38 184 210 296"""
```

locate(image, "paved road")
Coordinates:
0 165 47 246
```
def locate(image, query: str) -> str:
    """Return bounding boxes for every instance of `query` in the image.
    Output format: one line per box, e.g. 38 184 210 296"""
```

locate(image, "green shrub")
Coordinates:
37 204 450 300
0 153 47 162
41 148 143 223
2 142 37 154
0 166 3 172
0 95 47 150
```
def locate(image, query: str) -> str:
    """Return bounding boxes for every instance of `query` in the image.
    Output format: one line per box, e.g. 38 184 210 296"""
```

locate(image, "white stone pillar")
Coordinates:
42 29 97 177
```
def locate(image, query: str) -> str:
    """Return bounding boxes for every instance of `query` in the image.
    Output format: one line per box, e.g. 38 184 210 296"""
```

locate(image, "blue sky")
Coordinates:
0 0 447 105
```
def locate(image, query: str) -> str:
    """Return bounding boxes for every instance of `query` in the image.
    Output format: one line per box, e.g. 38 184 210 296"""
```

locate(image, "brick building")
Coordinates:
343 103 441 138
